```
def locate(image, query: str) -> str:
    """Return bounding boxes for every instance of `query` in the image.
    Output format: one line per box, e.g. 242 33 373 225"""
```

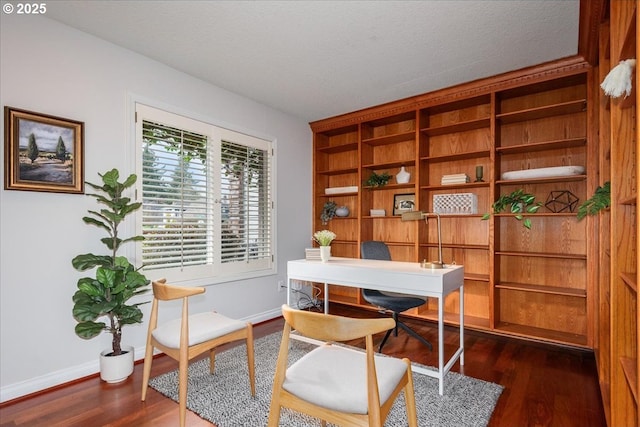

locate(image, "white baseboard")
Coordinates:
0 308 282 403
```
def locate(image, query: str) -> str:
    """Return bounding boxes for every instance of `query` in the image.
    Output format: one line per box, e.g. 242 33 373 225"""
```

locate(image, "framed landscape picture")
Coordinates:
4 107 84 194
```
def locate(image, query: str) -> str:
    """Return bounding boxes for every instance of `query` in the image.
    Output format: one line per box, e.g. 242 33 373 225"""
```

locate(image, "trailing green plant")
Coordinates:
365 171 391 188
481 189 542 229
321 201 337 225
72 169 149 356
577 181 610 220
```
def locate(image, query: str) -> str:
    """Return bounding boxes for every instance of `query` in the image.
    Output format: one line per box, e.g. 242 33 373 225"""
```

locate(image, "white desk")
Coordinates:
287 257 464 395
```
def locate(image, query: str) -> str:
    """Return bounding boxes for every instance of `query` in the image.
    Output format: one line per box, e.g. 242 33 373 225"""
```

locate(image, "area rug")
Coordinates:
149 332 503 426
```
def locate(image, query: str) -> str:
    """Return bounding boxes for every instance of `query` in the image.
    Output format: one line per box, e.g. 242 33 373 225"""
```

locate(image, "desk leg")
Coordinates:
324 282 329 313
438 296 444 396
287 277 291 306
460 284 465 365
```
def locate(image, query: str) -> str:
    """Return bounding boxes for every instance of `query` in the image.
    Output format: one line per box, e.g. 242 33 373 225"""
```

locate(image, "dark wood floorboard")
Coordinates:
0 303 606 427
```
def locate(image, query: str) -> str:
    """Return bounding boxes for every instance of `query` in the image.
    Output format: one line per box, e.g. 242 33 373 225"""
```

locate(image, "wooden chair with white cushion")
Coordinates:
268 304 418 427
141 279 255 427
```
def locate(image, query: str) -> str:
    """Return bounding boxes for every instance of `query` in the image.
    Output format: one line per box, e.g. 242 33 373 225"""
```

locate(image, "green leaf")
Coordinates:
72 254 113 270
122 173 137 188
75 321 106 339
96 267 118 288
101 169 120 188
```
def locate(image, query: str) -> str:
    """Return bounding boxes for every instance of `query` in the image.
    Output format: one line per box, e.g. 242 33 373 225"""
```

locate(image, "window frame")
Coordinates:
134 102 276 286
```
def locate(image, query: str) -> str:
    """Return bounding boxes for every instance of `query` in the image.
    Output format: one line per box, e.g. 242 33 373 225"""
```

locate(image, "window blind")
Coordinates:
136 104 274 282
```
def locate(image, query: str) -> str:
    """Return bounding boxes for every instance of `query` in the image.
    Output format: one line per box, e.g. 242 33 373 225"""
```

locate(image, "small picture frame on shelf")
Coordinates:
393 193 415 216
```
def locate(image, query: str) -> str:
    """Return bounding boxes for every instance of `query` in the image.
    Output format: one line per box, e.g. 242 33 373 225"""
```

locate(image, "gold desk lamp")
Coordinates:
401 211 445 269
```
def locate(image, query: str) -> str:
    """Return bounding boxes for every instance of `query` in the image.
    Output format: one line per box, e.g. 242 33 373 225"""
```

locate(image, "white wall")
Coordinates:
0 14 312 401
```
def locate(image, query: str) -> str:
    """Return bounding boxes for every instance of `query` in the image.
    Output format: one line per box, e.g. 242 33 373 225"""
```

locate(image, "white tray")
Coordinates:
501 166 585 180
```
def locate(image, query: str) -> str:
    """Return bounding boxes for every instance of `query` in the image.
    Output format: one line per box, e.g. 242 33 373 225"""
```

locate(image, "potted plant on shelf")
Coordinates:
71 169 150 383
481 189 542 229
321 201 338 225
365 171 391 188
576 181 610 220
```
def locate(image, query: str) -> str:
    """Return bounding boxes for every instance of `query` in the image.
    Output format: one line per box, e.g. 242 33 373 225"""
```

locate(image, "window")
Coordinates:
135 104 274 283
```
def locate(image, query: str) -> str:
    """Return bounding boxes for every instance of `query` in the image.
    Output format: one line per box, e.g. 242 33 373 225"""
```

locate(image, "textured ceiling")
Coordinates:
44 1 580 122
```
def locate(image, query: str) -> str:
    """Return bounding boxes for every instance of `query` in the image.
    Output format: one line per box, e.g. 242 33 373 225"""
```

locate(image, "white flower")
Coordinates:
313 230 337 246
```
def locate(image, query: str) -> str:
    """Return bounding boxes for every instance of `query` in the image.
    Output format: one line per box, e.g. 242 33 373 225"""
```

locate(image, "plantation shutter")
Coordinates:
140 120 211 271
136 103 274 282
218 128 273 274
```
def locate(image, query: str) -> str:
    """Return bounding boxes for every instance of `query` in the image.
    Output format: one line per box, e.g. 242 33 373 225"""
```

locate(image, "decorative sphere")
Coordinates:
335 206 350 217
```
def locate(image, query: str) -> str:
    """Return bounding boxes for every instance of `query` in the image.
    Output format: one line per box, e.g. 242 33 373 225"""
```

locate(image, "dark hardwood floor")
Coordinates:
0 303 606 427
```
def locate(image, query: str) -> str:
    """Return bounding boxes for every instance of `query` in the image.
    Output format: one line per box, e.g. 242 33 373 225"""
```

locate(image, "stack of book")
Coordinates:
305 248 321 260
441 173 470 185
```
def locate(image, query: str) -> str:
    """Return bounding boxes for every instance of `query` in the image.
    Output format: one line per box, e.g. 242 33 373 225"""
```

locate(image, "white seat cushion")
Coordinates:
152 312 246 349
282 344 408 415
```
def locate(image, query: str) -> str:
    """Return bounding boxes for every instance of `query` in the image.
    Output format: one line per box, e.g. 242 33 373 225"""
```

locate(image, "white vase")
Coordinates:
396 166 410 184
320 246 331 262
99 345 134 383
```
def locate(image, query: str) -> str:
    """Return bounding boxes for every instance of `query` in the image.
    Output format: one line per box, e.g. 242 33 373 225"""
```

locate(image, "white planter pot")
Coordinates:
100 345 134 383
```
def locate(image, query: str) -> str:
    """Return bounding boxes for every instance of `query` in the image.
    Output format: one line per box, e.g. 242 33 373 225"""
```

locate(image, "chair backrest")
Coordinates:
361 241 391 261
281 304 395 342
148 279 206 334
152 279 205 301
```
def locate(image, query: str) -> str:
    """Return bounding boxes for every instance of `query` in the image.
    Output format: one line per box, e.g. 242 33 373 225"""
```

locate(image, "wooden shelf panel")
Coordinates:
363 160 416 169
421 182 490 191
318 192 358 198
495 250 586 260
620 194 638 205
620 356 639 405
362 182 415 191
317 167 358 176
496 99 587 124
421 150 491 162
421 243 489 251
496 137 587 154
362 131 415 146
496 282 587 298
619 9 637 60
317 142 358 154
465 272 490 282
410 308 490 330
495 322 589 348
420 117 490 136
621 272 638 294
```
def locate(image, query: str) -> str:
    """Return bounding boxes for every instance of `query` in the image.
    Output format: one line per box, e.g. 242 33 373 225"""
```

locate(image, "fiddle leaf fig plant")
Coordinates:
72 169 149 356
577 181 610 220
482 189 542 229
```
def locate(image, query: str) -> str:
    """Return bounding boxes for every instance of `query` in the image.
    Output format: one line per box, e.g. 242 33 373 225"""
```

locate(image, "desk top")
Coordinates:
287 257 464 298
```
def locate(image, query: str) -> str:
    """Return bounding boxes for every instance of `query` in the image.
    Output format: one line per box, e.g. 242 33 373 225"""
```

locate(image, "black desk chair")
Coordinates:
360 241 433 353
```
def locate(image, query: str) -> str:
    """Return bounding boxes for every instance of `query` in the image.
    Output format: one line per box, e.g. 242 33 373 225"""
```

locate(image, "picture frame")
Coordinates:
4 107 84 194
393 193 415 216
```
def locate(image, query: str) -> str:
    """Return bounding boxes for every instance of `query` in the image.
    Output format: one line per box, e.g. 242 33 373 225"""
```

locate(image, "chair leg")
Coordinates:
178 357 189 427
397 320 433 351
140 344 154 401
209 348 216 374
403 361 418 427
246 323 256 396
